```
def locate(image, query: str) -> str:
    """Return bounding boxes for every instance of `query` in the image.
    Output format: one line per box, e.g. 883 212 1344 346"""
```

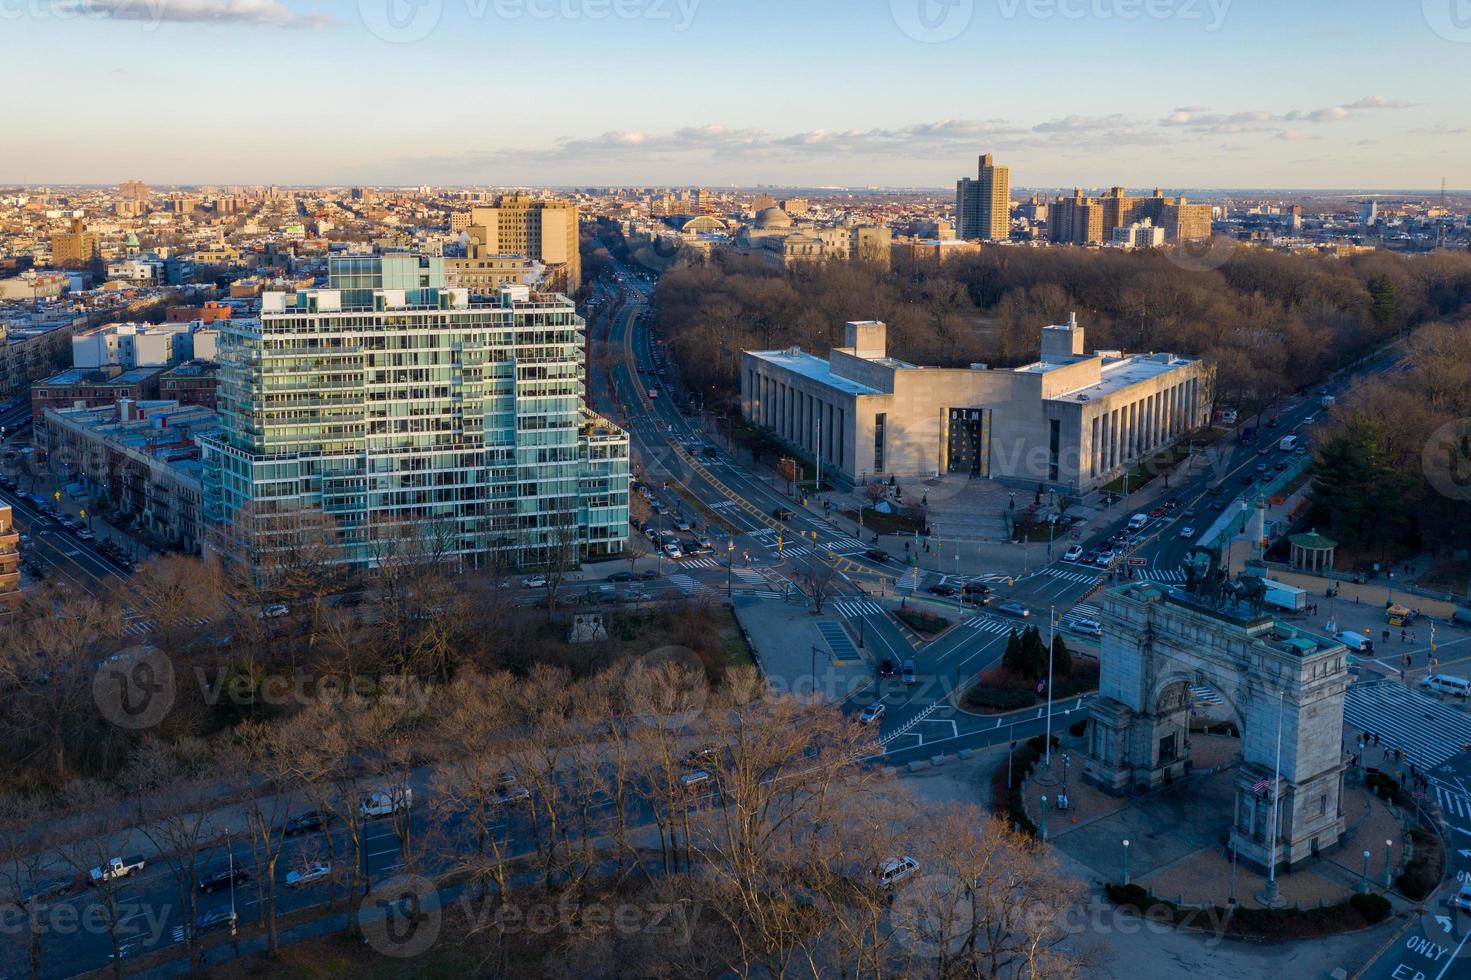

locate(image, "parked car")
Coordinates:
90 855 146 883
360 787 412 818
859 702 886 725
1070 618 1103 637
874 856 920 889
257 603 289 619
286 863 331 889
997 600 1030 618
608 571 637 583
198 865 250 894
195 907 237 935
1063 545 1084 562
283 811 325 837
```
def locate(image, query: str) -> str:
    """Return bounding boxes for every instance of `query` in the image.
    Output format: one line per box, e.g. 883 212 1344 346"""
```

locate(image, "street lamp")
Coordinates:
1384 839 1394 887
1359 849 1371 894
1122 839 1131 886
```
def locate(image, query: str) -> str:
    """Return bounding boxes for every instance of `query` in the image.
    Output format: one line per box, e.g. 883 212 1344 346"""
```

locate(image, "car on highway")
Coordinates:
901 660 917 684
866 548 892 563
1183 506 1198 518
859 702 886 725
1210 500 1227 511
997 600 1030 618
1094 552 1113 568
286 863 331 889
1063 545 1084 562
195 907 237 935
878 659 896 677
283 811 326 836
1149 506 1166 518
1255 463 1268 473
1179 527 1196 539
199 864 250 893
77 529 95 541
1257 446 1271 456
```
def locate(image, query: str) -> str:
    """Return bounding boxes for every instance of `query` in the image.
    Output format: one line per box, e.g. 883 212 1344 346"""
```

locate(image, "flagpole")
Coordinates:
1262 687 1285 906
1045 605 1056 767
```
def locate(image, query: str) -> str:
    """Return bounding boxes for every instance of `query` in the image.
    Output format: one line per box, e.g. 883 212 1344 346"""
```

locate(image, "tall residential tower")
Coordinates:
200 254 628 571
956 153 1012 242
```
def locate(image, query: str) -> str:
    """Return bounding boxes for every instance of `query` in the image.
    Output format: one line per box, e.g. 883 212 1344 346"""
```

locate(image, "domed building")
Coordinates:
753 207 793 231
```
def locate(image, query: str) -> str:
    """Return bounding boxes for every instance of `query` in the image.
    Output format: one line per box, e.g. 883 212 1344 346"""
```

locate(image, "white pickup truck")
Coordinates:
91 855 146 883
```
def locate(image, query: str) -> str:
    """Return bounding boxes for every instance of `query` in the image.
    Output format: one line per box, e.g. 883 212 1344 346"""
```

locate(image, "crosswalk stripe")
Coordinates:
834 600 884 618
747 590 784 600
1345 684 1471 770
680 558 718 568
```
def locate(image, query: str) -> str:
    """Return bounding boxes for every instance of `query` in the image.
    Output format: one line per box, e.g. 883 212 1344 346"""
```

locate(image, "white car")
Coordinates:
874 856 920 889
360 787 412 818
521 576 548 589
257 603 289 619
286 863 331 889
1070 618 1103 637
662 543 683 560
859 702 885 725
673 517 692 532
1063 545 1084 562
1179 527 1196 539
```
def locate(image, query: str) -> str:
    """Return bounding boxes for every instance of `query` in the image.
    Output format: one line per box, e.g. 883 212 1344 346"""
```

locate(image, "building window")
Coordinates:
873 413 886 472
1048 418 1061 482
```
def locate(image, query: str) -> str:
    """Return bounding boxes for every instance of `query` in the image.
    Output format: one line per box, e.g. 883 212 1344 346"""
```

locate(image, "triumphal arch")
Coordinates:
1083 575 1349 872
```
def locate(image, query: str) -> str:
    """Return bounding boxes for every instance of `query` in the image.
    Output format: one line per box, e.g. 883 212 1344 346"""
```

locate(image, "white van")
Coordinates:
1127 513 1149 531
360 787 412 818
874 856 920 889
1421 674 1471 699
1333 630 1374 653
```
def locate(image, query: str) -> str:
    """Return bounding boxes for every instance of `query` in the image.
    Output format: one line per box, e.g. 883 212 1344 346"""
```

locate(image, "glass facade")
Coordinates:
201 259 628 571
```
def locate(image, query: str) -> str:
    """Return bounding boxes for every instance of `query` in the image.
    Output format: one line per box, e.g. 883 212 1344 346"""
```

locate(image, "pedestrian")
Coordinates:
1374 732 1380 747
1401 629 1407 644
1355 594 1360 604
1411 630 1416 643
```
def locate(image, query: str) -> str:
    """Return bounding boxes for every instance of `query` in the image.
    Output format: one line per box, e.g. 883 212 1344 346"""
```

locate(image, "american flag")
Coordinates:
1252 776 1271 795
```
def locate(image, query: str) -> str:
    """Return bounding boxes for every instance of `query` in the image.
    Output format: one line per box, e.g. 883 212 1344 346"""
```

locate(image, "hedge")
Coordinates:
895 609 950 635
965 688 1036 712
1104 883 1393 938
1396 826 1444 901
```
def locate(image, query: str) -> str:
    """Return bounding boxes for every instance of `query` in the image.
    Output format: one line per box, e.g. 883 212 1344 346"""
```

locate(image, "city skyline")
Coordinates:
2 1 1468 189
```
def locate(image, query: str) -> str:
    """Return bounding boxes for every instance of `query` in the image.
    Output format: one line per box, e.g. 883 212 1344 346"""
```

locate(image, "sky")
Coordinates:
4 0 1470 189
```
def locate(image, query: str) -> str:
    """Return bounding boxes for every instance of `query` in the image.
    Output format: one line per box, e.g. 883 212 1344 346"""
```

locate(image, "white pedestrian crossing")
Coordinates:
734 568 764 584
965 616 1018 636
1345 683 1471 770
1435 786 1471 821
1045 568 1102 585
746 590 785 600
667 573 717 599
680 558 718 569
1147 569 1187 583
834 599 884 618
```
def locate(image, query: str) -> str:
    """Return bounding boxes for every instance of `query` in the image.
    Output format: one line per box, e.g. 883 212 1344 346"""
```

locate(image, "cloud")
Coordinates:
1344 95 1416 110
1032 114 1135 134
1410 122 1471 136
1159 96 1415 139
1276 130 1317 141
58 0 333 28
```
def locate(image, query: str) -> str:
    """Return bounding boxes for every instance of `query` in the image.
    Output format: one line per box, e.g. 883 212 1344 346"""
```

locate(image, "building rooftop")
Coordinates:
1043 351 1198 401
37 366 161 387
747 347 883 396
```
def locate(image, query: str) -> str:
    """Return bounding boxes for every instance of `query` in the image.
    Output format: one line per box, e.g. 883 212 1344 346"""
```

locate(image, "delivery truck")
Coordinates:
1263 580 1307 613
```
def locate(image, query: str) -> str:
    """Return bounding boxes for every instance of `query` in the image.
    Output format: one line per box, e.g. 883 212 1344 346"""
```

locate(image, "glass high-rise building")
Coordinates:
200 254 628 571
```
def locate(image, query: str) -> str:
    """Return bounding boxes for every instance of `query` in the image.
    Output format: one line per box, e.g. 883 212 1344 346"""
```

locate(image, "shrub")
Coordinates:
1395 826 1444 900
1105 883 1151 912
1068 719 1087 738
1349 893 1392 924
1026 734 1060 754
965 687 1035 712
895 609 949 634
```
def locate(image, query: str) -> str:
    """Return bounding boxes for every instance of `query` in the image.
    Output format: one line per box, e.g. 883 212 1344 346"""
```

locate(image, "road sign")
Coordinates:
1129 558 1148 567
